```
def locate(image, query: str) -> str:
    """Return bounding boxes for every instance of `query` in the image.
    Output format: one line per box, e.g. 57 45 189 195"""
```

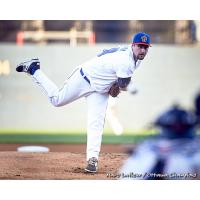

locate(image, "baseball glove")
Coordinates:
109 83 120 97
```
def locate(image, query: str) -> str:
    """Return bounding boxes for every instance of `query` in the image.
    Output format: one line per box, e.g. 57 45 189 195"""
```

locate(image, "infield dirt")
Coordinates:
0 144 130 180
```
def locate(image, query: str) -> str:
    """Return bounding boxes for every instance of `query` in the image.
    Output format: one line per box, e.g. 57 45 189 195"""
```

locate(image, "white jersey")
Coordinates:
80 45 141 93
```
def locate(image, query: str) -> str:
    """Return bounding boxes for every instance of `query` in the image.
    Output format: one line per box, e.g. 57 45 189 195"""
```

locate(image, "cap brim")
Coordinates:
133 42 152 47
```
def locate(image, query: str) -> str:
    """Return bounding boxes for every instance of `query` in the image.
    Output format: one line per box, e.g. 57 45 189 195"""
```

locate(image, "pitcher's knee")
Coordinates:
88 121 104 133
52 102 63 107
50 97 64 107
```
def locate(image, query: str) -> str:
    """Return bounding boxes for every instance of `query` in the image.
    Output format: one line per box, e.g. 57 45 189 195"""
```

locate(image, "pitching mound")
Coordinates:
0 152 128 180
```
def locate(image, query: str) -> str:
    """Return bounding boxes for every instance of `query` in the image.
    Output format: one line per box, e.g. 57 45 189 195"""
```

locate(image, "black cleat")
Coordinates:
16 58 40 75
84 157 98 173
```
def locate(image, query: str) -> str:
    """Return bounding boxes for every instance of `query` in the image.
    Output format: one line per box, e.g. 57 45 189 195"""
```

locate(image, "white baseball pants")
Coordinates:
32 68 109 160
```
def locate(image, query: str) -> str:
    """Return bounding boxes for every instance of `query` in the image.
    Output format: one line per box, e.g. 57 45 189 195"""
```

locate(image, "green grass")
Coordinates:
0 130 200 144
0 129 156 144
0 134 151 144
1 129 199 144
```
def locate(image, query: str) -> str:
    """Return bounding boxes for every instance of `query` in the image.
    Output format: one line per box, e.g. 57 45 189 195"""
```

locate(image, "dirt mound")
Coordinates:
0 152 128 180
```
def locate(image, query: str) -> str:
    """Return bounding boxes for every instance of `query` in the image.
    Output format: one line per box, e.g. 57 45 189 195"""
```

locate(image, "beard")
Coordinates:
138 54 145 60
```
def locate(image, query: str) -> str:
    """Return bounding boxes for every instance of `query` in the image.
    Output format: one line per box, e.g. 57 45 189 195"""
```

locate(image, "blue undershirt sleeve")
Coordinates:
117 77 131 89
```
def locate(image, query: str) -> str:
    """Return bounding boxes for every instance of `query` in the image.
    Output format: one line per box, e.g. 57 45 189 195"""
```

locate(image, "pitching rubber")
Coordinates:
17 146 50 152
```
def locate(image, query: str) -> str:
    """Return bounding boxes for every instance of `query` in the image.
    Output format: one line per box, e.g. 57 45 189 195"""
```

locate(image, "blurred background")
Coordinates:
0 20 200 44
0 20 200 144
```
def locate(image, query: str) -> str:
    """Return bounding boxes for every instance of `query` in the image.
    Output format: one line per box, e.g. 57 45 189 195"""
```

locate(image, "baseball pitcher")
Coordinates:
16 32 151 173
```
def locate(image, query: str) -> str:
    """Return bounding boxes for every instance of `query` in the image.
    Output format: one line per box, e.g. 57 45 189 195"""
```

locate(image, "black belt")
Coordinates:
80 68 90 84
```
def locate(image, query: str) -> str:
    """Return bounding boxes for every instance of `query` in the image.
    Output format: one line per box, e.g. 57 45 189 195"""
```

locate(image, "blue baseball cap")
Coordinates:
132 32 151 46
